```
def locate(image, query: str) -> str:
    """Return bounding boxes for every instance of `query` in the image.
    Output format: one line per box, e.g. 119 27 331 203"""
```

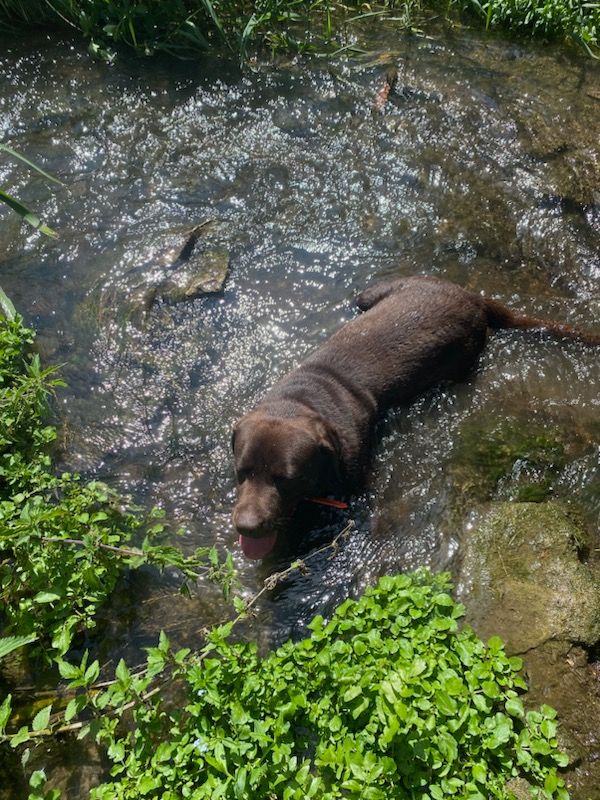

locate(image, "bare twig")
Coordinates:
236 521 355 622
41 536 144 559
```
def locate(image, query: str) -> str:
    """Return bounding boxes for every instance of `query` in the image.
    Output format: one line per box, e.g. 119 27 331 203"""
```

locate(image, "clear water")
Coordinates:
1 23 599 796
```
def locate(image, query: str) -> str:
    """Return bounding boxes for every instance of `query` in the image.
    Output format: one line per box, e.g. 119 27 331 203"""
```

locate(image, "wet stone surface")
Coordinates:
154 246 230 303
457 502 600 798
457 502 600 653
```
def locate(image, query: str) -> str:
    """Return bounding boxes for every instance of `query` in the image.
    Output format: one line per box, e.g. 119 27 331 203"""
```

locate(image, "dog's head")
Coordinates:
232 412 340 559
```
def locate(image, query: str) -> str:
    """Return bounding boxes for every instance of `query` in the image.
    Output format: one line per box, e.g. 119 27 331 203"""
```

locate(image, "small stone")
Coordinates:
182 247 230 297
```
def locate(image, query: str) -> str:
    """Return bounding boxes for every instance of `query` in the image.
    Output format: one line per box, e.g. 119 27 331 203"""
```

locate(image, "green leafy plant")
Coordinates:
65 571 567 800
0 294 234 663
0 289 236 798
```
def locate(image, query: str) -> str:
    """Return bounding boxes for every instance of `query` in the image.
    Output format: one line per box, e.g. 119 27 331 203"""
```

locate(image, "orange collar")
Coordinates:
304 496 349 510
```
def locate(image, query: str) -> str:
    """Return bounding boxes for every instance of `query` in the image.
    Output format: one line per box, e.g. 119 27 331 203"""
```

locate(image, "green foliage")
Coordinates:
447 0 600 52
0 302 234 662
85 571 568 800
1 0 598 57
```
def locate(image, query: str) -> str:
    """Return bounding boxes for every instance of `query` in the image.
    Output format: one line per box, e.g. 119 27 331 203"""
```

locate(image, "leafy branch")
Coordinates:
4 569 571 800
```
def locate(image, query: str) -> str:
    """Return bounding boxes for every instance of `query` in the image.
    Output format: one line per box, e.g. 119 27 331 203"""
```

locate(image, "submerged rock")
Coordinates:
156 247 230 303
153 220 216 267
81 220 229 327
516 109 600 208
120 228 229 320
449 423 567 510
457 502 600 798
143 221 229 307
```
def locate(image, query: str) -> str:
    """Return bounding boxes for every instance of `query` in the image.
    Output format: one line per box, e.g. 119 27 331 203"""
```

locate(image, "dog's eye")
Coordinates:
273 475 297 492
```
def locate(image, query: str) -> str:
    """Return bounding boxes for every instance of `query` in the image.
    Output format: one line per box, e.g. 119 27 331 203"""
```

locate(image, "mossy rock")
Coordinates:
458 503 600 797
449 423 566 508
156 247 230 302
457 502 600 654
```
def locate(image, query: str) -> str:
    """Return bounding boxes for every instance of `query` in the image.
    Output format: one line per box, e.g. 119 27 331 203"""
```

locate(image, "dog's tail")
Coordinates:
484 297 600 345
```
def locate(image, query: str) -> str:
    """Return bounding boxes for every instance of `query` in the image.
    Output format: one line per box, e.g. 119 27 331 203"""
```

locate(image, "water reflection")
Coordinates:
0 22 599 765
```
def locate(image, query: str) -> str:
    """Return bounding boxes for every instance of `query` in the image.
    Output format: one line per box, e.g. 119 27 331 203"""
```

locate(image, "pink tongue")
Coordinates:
239 533 278 560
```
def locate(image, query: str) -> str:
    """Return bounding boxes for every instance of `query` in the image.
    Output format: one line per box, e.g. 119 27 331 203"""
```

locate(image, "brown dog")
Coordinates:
232 275 598 559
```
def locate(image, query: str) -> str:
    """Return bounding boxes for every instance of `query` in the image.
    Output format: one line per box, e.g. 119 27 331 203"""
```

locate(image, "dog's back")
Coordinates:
268 278 485 412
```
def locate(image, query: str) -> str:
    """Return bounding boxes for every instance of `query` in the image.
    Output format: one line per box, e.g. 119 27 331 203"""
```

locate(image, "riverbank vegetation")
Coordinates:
0 299 570 799
88 571 570 800
453 0 600 55
0 292 234 664
0 0 598 59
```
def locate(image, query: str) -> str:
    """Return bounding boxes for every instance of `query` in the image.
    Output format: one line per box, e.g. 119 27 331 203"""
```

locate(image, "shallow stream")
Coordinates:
1 21 599 796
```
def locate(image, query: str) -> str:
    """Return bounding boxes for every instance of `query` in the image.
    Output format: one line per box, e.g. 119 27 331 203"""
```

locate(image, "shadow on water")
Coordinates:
0 20 599 797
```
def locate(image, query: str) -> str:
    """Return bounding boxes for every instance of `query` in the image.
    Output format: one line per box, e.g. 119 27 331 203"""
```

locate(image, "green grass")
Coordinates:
445 0 600 55
0 0 356 59
0 0 596 58
0 143 62 237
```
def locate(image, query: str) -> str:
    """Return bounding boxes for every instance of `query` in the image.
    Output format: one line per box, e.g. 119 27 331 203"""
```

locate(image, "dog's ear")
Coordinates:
310 417 342 486
355 280 400 312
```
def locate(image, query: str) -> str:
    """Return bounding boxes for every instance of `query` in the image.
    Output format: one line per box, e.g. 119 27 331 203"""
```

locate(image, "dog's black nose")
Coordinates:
232 507 263 537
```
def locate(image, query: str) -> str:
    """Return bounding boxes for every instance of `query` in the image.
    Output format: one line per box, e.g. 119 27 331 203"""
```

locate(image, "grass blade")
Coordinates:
0 143 64 186
0 188 59 238
240 12 261 62
199 0 230 47
0 634 37 659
